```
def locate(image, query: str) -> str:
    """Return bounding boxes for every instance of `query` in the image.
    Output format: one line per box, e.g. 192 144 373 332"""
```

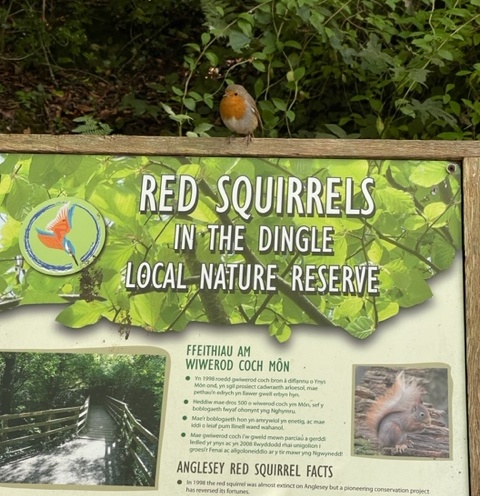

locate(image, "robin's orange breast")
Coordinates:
220 94 248 120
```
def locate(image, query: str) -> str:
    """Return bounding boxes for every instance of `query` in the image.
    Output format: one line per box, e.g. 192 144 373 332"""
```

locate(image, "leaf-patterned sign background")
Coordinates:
0 155 461 341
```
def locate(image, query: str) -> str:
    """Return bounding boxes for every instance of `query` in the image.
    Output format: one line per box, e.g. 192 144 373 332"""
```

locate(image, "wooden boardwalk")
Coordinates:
79 404 118 441
0 403 128 486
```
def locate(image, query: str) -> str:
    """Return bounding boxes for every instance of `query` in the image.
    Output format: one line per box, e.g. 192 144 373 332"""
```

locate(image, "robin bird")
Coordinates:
220 84 262 143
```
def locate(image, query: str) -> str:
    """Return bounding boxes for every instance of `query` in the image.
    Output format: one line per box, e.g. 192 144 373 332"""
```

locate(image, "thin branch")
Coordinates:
166 289 201 331
366 221 441 273
248 254 300 324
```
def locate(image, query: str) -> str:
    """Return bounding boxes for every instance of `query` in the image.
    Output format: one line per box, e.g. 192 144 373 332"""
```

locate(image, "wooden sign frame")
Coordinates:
0 135 478 493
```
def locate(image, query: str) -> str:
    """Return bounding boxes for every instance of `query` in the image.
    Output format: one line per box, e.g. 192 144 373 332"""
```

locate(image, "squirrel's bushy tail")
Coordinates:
366 370 425 436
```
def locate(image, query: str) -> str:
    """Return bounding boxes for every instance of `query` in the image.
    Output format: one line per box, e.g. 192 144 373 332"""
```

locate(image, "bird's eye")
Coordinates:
234 92 238 96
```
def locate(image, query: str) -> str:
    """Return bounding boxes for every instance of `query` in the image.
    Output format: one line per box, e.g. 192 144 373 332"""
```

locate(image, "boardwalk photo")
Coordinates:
0 404 125 485
0 351 165 487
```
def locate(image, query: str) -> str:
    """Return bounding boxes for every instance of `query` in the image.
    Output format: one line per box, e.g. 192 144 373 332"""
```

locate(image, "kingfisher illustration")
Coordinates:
36 202 79 266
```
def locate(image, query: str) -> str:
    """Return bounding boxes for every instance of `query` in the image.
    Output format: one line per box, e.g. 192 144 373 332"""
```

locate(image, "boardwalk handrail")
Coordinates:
76 396 90 433
105 395 158 486
0 396 90 458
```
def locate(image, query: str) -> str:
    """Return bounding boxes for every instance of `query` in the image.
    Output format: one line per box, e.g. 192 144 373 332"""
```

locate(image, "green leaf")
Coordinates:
252 59 266 72
287 67 306 82
194 122 214 134
397 271 433 307
404 215 426 231
99 270 122 302
376 301 399 321
345 316 375 339
205 51 218 67
408 68 429 85
203 93 214 109
333 297 364 319
430 238 456 270
269 321 292 343
26 270 75 294
375 188 415 214
56 300 107 328
390 268 412 290
367 240 385 264
0 175 12 194
293 67 306 80
0 154 29 173
328 159 369 182
0 216 21 249
410 162 448 187
424 202 447 226
6 178 49 221
100 243 136 271
88 182 137 225
284 40 302 49
238 12 254 24
272 98 287 111
238 18 253 37
229 30 251 51
130 292 165 329
22 290 66 305
309 10 325 34
448 210 462 249
324 124 347 138
172 86 184 97
170 114 193 124
185 43 200 53
437 49 453 61
183 97 196 111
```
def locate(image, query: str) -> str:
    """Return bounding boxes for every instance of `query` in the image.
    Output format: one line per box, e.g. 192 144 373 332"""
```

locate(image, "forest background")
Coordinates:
1 0 479 139
0 351 165 435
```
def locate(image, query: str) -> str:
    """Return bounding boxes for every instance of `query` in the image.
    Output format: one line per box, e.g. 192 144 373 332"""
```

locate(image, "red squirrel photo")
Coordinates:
366 371 431 454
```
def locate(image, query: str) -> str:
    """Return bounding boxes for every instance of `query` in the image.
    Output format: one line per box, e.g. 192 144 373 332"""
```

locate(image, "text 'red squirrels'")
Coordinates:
366 371 431 454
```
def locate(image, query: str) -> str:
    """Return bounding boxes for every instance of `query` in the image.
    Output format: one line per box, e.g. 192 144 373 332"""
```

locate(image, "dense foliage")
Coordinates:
1 0 479 138
0 351 166 434
0 155 462 340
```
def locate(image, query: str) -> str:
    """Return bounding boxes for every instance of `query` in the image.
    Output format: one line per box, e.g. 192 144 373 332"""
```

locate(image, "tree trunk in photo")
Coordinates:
0 353 17 415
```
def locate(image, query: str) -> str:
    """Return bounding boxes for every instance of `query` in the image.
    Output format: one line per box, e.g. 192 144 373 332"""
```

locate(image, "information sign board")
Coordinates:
0 137 478 495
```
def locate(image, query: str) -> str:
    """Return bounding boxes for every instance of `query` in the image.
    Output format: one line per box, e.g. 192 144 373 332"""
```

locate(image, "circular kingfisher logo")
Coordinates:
20 198 106 276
